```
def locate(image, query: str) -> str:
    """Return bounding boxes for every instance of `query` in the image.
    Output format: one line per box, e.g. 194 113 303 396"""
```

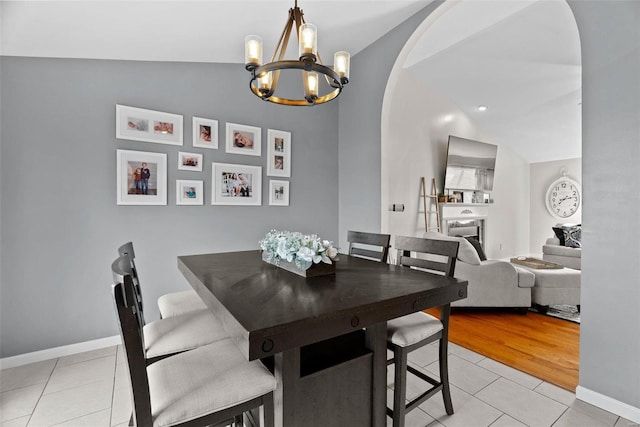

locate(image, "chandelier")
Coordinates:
244 0 350 106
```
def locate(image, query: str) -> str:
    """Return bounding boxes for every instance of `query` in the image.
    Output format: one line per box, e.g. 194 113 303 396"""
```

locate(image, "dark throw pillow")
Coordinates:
464 237 487 261
552 226 566 246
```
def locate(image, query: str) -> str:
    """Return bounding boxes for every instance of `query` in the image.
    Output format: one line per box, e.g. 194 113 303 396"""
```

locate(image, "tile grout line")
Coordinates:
469 349 586 413
469 376 549 427
25 357 60 427
109 348 118 427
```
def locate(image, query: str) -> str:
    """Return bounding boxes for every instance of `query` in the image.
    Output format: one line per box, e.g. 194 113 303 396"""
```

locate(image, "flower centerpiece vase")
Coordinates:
261 251 335 277
259 230 338 278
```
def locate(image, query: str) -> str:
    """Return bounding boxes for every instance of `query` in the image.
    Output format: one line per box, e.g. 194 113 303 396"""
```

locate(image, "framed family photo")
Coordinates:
211 162 262 206
269 180 290 206
116 105 183 146
226 122 261 156
192 117 218 149
176 180 204 205
177 152 203 171
116 149 167 205
266 129 291 177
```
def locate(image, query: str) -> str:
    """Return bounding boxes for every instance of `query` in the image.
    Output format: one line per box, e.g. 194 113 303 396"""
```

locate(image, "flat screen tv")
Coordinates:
444 136 497 192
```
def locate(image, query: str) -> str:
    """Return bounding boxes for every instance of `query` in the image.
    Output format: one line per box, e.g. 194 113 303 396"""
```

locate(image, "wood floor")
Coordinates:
427 308 580 391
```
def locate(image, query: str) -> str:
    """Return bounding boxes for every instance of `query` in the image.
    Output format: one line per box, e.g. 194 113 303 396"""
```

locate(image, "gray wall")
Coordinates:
337 0 640 415
337 0 444 251
568 0 640 410
0 57 339 357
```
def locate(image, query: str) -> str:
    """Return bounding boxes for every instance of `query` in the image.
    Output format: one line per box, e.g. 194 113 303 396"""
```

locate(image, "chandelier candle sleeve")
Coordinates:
245 35 263 66
299 23 317 57
258 72 273 93
334 51 350 79
306 71 319 99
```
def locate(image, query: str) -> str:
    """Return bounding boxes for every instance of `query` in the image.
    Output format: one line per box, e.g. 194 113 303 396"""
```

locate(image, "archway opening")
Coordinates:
381 0 582 390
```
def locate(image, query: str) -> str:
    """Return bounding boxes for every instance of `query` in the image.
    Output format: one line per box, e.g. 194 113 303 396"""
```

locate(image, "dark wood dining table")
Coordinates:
178 250 467 427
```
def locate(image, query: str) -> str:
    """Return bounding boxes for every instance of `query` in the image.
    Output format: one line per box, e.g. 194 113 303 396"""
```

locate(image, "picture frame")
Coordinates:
176 180 204 205
225 122 261 156
116 105 183 146
269 180 290 206
192 117 218 149
266 129 291 177
211 162 262 206
177 151 203 171
116 149 167 205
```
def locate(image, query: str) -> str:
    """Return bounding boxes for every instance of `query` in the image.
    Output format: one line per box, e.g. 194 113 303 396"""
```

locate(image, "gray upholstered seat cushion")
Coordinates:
529 267 581 289
387 312 443 347
157 290 207 318
147 338 277 427
543 244 582 258
514 266 535 288
542 235 581 270
144 309 227 359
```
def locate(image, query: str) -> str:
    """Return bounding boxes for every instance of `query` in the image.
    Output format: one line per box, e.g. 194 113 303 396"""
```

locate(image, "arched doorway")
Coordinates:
380 0 582 388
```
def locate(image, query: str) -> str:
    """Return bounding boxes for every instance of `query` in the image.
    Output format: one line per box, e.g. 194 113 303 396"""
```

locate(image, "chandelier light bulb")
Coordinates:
306 71 319 98
334 51 350 80
257 71 273 93
245 35 263 66
299 23 317 57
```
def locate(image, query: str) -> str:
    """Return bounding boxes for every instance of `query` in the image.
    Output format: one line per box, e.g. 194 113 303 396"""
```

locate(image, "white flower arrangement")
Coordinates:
259 230 339 270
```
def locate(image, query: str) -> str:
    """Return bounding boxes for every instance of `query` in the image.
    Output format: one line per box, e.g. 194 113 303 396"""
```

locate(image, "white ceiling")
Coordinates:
405 0 581 163
1 0 581 163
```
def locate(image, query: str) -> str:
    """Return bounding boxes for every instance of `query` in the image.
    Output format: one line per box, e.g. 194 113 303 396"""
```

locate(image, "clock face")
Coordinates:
546 179 581 218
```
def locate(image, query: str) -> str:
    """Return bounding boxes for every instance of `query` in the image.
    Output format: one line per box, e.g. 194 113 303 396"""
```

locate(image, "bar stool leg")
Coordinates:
392 346 408 427
439 336 453 415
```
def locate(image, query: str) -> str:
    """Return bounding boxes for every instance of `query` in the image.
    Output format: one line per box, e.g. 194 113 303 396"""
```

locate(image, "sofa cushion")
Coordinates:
543 244 581 258
465 237 487 261
423 231 481 265
514 266 535 288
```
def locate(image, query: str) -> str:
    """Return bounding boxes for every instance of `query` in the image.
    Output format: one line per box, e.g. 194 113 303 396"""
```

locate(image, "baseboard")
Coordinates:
0 335 122 370
576 385 640 423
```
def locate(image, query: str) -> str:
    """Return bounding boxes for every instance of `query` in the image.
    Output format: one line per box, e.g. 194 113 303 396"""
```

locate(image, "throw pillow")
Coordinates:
423 231 482 265
563 226 582 248
552 227 566 246
465 237 487 261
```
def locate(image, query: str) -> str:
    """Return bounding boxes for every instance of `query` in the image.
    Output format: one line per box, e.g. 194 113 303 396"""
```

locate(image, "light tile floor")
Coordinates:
1 343 638 427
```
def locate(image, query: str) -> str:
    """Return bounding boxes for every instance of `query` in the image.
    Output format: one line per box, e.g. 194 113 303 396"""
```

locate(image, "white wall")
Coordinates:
529 158 582 253
382 69 530 260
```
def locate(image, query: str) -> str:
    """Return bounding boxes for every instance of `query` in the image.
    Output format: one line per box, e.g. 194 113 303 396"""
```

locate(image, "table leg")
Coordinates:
366 322 387 427
273 349 299 427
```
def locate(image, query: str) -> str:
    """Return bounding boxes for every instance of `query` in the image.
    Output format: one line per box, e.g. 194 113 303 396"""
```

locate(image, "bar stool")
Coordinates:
111 253 227 364
117 242 206 319
347 230 391 262
111 269 276 427
386 235 459 427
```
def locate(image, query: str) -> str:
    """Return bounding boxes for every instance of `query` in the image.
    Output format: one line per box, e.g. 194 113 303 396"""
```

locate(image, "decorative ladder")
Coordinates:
421 177 441 233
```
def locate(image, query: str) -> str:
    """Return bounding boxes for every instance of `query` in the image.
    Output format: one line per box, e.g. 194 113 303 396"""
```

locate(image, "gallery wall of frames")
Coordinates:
115 104 291 207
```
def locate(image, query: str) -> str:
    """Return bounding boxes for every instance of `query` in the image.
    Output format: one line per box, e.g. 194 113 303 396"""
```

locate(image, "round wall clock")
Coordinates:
545 176 581 218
